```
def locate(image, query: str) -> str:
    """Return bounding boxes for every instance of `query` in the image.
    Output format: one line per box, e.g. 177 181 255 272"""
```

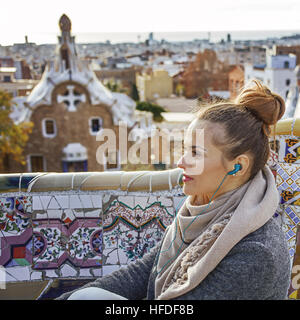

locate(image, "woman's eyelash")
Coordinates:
192 150 203 156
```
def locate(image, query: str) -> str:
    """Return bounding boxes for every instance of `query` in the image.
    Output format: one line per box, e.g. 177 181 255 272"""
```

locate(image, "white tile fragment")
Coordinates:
60 264 77 277
55 196 69 209
5 266 31 282
69 195 83 209
90 195 102 208
79 195 93 208
102 265 120 276
32 196 44 211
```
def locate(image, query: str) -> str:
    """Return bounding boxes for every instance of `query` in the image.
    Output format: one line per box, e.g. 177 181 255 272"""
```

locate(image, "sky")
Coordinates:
1 0 300 45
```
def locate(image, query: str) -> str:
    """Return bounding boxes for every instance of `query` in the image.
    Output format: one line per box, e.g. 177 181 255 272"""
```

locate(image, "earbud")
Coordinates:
227 164 242 176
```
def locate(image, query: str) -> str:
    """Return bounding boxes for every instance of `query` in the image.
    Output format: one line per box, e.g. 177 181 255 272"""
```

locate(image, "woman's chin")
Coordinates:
182 184 196 196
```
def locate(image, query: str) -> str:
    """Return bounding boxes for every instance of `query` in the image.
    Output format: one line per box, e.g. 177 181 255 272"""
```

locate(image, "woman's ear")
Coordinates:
232 154 251 177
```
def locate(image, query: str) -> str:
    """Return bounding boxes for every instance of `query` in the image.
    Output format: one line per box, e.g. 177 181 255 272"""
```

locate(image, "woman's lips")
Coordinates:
182 174 194 183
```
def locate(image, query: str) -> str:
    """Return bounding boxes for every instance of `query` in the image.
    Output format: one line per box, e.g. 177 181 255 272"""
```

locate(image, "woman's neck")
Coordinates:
191 194 213 206
192 181 246 206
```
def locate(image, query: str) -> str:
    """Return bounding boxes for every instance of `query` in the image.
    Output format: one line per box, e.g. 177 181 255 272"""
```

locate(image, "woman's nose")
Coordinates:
177 155 186 169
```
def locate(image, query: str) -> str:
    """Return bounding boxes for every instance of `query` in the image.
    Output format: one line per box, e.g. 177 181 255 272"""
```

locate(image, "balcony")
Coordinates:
0 118 299 300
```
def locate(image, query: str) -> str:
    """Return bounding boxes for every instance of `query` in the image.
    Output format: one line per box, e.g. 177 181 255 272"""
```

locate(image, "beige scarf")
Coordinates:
154 165 279 300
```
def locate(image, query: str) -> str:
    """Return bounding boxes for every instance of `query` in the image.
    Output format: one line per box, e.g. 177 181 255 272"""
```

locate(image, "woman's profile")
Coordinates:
56 80 291 300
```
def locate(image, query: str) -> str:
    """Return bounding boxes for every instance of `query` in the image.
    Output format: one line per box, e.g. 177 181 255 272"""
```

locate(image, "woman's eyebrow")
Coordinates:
182 141 207 152
191 145 207 152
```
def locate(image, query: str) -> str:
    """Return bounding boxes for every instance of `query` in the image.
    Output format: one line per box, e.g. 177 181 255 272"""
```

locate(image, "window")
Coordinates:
284 61 290 68
286 79 291 86
28 155 46 172
89 117 103 135
42 119 56 138
62 161 88 172
3 75 11 82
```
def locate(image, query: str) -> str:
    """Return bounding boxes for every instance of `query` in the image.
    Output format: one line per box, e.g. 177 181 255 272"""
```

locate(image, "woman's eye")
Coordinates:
192 150 203 157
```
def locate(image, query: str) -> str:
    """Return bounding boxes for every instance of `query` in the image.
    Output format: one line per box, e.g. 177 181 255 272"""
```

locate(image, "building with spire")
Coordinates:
7 14 153 173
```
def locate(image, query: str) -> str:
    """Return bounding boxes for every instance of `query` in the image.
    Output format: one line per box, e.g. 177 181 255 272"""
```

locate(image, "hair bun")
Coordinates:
235 80 285 125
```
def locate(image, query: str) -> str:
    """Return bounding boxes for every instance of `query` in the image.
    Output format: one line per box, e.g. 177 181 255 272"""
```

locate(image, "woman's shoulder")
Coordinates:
230 216 290 266
239 216 286 247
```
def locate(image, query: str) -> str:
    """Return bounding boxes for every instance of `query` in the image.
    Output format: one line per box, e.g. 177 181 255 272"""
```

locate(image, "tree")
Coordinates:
130 83 140 101
136 101 166 122
104 80 127 93
0 90 33 172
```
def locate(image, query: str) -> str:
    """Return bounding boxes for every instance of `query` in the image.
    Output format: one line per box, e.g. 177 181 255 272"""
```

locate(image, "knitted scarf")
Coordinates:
154 165 279 300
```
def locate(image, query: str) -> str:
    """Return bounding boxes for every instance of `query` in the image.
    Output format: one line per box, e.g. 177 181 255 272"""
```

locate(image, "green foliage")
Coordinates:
136 101 166 122
0 90 33 172
130 83 140 101
104 80 126 93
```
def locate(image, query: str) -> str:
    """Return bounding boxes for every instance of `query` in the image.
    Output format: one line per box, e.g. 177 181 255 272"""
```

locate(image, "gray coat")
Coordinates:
56 216 291 300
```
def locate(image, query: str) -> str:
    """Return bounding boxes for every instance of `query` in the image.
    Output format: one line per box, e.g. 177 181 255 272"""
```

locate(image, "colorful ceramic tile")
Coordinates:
282 206 300 227
278 137 300 164
68 220 102 268
0 196 33 269
0 229 33 267
282 223 298 262
276 163 300 192
32 221 65 269
102 195 175 266
32 217 103 271
276 163 300 205
15 196 32 214
267 148 279 170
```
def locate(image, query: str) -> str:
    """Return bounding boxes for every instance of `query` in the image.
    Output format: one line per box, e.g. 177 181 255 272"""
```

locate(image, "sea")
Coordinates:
9 29 300 46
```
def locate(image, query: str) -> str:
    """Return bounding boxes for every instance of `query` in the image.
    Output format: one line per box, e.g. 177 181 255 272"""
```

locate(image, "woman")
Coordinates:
57 80 291 300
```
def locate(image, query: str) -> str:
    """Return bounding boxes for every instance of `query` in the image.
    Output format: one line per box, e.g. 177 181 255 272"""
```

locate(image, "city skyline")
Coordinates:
1 0 300 46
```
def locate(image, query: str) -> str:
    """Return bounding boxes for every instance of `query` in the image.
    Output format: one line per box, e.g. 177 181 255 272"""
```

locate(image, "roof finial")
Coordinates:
59 14 71 32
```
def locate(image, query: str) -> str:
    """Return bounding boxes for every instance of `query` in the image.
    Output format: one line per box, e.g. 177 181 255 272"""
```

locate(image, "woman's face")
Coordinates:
177 119 234 200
